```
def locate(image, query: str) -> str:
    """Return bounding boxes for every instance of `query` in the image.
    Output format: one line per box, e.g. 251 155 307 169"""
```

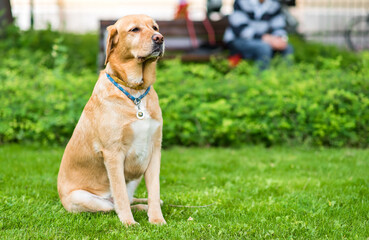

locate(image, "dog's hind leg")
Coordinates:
132 198 163 206
127 179 163 207
128 179 162 211
127 178 142 204
63 190 114 213
131 204 148 211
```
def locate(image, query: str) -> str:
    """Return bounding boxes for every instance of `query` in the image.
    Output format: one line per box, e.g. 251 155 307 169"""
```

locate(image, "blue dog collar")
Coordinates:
106 73 151 106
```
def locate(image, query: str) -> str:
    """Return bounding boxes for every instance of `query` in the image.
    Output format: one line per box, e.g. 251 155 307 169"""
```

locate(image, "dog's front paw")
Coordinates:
148 204 166 225
149 217 167 225
119 217 139 227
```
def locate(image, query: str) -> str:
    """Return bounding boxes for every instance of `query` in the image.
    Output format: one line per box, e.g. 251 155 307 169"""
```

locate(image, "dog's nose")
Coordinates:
152 34 164 45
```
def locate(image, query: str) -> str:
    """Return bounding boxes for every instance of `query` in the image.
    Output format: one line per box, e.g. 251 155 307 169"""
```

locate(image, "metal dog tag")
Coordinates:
136 103 145 120
136 110 145 119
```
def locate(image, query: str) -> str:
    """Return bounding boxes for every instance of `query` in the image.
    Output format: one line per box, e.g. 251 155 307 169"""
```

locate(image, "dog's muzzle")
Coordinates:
151 33 164 57
152 33 164 45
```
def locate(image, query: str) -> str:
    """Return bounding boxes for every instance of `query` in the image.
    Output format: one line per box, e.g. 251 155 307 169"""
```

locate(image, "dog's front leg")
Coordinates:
145 145 166 225
104 152 136 226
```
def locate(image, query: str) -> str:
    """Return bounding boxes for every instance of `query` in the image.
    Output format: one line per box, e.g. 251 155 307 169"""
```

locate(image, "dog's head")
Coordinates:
105 15 164 65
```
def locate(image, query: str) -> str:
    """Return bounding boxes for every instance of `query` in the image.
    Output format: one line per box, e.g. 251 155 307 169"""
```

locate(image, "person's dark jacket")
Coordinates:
224 0 287 43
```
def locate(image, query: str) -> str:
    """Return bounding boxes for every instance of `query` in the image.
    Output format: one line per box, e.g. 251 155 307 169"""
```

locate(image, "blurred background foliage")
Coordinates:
1 25 368 147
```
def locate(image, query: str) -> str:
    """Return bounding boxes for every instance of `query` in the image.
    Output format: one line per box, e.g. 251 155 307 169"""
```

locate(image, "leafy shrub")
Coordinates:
0 64 96 145
156 56 369 147
0 24 98 72
289 35 362 71
1 26 368 147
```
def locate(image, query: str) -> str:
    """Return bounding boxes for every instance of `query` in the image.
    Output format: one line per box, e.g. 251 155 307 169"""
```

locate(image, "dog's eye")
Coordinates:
130 27 140 32
153 26 158 31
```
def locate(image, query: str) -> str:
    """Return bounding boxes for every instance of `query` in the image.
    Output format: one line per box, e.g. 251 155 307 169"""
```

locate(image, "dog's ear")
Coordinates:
105 25 118 65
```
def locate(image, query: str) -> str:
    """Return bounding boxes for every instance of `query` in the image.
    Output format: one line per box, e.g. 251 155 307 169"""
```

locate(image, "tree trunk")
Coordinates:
0 0 13 27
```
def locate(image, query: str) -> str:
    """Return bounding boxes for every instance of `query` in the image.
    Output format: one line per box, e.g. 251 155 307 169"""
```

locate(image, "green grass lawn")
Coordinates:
0 144 368 239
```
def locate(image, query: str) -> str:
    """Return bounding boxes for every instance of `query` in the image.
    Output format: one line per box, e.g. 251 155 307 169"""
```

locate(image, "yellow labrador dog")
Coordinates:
57 14 166 226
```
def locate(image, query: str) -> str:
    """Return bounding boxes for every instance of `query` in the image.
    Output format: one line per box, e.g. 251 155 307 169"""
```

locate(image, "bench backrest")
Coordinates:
98 18 228 67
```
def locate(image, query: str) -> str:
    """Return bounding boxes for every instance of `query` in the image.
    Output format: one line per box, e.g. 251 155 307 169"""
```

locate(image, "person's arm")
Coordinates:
228 0 256 40
262 4 288 50
269 7 288 39
262 34 287 50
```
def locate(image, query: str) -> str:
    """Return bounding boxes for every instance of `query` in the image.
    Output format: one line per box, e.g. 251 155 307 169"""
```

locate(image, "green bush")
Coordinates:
156 56 369 147
1 26 368 147
0 64 96 145
0 24 98 72
289 35 362 71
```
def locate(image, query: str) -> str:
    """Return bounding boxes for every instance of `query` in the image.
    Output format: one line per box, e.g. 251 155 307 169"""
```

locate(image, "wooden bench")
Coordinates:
98 18 229 68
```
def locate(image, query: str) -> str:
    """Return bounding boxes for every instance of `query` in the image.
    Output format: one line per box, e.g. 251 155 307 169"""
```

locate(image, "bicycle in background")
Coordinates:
345 13 369 51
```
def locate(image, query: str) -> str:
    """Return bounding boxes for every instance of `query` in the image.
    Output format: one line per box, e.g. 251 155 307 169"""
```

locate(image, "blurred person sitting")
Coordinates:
224 0 293 70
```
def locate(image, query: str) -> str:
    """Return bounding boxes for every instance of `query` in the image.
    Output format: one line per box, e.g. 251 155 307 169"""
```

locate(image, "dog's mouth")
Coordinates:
138 45 164 62
151 46 163 57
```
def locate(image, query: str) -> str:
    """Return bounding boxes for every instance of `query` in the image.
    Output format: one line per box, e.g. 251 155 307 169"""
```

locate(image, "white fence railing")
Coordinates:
9 0 369 48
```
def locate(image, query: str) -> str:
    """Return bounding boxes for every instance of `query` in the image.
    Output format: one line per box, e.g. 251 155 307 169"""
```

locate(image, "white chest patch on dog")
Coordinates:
129 118 160 163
